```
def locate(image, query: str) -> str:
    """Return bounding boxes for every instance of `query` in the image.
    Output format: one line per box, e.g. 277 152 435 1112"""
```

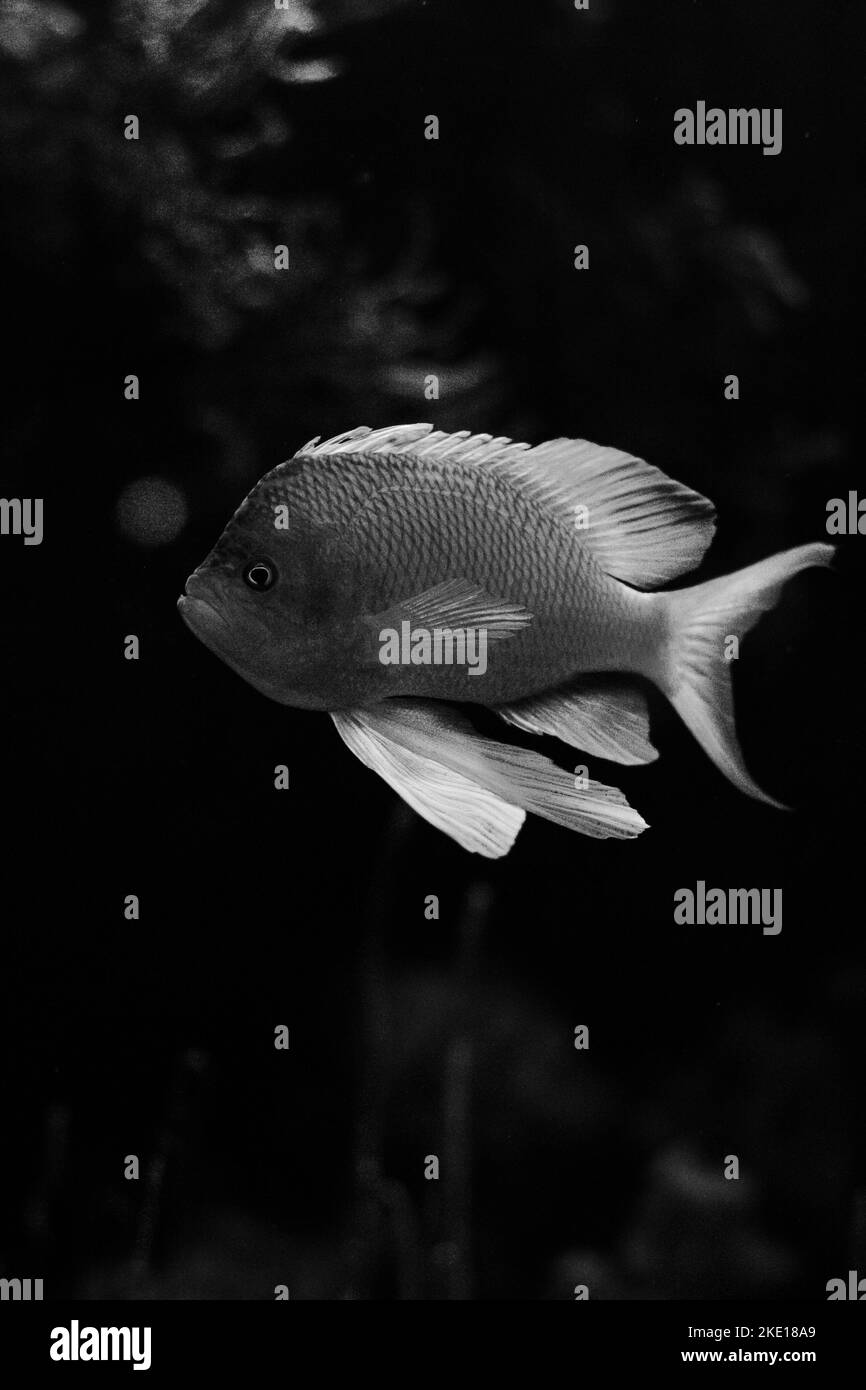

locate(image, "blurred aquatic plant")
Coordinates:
546 1145 800 1300
637 175 810 336
0 0 409 348
1 0 503 451
0 3 289 336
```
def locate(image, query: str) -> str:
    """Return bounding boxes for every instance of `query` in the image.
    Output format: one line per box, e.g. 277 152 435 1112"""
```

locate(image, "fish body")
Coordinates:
179 424 833 856
186 446 653 708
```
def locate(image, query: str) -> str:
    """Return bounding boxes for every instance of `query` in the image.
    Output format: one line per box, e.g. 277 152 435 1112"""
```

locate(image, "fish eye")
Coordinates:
243 560 277 592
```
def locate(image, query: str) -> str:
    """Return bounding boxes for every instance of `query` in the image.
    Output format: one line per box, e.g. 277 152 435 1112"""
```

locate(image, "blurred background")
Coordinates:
1 0 864 1299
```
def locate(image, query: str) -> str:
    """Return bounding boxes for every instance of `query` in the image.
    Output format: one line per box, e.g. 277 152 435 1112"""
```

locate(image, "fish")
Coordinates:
178 423 833 857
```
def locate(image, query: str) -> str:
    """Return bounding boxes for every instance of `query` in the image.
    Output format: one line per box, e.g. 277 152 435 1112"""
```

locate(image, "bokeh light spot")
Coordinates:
116 476 188 547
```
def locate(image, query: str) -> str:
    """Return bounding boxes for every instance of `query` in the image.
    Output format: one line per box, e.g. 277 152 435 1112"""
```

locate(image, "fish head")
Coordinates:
177 476 356 707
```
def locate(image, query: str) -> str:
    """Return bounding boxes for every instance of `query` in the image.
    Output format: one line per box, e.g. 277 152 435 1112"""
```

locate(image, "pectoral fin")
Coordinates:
366 578 533 640
358 579 533 666
332 706 526 858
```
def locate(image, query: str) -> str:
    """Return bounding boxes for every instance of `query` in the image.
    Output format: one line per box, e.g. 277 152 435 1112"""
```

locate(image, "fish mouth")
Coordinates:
177 577 270 667
177 582 232 651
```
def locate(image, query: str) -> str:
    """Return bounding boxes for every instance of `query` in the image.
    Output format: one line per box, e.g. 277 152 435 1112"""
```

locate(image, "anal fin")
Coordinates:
498 678 658 766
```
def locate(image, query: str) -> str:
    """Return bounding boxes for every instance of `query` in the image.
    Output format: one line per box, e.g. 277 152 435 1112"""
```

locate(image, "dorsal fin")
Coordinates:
295 423 532 465
295 425 716 587
490 437 716 587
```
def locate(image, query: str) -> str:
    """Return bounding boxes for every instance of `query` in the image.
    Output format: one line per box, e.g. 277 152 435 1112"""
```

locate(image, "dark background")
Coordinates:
1 0 864 1299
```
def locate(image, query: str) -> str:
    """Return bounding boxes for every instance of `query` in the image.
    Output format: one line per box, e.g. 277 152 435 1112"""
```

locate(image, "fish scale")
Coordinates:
255 450 648 705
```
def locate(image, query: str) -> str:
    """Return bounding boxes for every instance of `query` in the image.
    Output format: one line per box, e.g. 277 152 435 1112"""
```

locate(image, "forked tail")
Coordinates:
656 542 834 805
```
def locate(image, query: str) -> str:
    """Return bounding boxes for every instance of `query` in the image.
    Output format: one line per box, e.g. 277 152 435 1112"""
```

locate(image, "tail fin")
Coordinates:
657 542 834 806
